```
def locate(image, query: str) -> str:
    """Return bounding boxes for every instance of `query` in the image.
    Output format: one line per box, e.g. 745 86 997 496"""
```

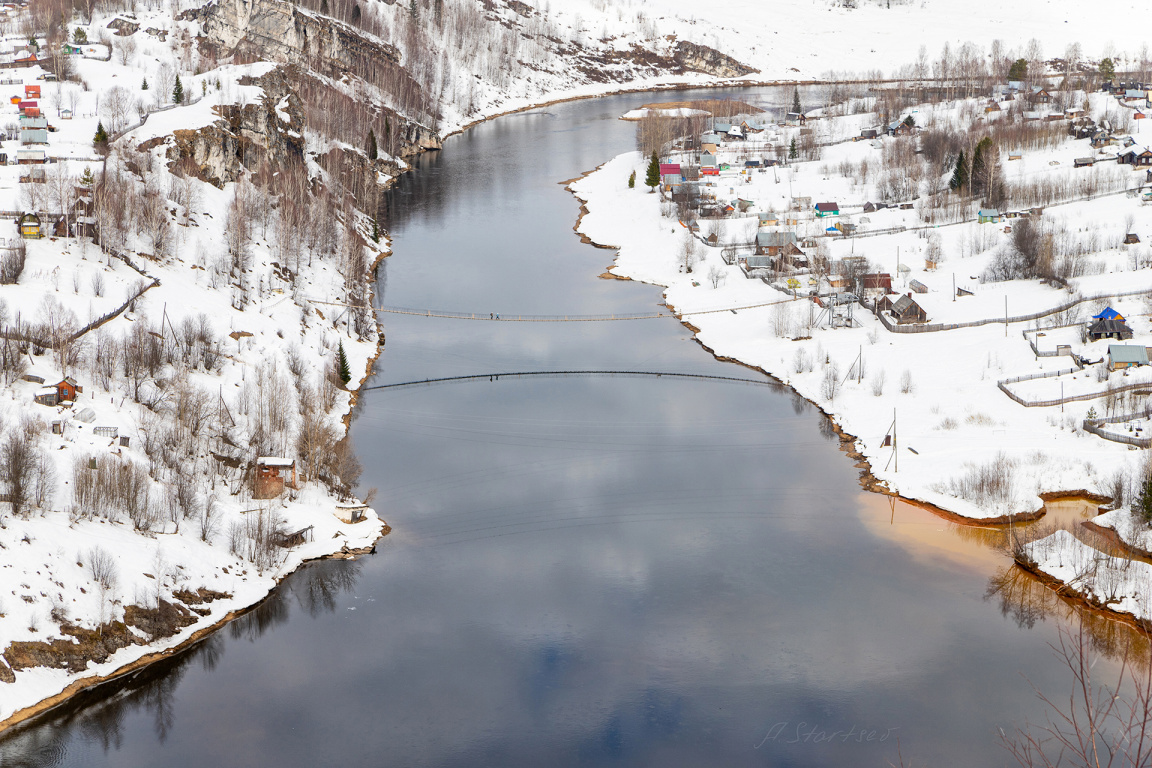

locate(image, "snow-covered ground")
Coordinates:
0 10 387 728
570 95 1152 523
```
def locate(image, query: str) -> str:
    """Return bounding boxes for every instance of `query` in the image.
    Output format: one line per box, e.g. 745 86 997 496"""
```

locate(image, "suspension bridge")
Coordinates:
362 370 782 392
307 296 804 322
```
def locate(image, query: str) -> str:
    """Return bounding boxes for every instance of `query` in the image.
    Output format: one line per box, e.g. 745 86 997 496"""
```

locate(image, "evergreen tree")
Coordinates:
903 114 915 128
791 88 801 114
79 165 95 187
949 149 967 191
628 170 636 188
141 76 148 90
173 75 183 104
408 0 416 16
970 136 993 192
371 216 380 243
367 129 378 160
93 121 108 145
1007 58 1027 81
336 342 351 386
320 0 329 14
789 137 798 160
73 27 87 44
1099 57 1115 82
644 151 660 191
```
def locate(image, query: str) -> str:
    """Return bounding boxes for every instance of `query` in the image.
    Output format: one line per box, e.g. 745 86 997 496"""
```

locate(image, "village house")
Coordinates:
978 208 1001 224
814 202 839 217
880 294 928 324
861 273 892 298
1089 318 1133 341
1108 344 1148 371
19 114 47 144
18 211 40 238
33 377 83 406
1119 146 1152 167
756 230 798 256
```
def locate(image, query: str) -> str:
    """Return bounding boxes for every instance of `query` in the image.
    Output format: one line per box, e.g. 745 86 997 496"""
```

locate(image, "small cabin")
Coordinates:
18 211 40 238
889 294 928 324
814 202 839 217
977 209 1001 224
254 456 299 499
23 84 39 99
55 377 82 402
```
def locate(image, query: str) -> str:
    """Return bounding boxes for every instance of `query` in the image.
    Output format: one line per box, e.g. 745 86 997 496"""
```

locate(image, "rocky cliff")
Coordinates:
158 66 305 186
673 41 759 79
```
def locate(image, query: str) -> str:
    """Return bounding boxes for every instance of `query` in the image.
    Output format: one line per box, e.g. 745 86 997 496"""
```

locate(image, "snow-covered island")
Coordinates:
571 81 1152 626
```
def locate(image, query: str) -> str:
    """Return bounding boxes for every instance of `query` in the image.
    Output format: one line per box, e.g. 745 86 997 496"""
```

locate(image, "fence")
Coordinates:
70 278 159 341
999 375 1152 408
1084 408 1152 448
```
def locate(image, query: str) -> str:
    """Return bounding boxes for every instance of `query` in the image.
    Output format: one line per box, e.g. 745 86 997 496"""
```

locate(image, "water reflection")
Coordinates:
0 560 361 764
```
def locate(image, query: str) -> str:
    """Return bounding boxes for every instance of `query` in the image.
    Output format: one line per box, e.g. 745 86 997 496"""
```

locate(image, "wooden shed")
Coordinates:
55 377 82 402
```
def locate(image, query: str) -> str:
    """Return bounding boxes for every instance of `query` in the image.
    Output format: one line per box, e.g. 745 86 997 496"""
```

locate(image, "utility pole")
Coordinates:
952 273 956 302
1005 296 1008 337
894 407 898 473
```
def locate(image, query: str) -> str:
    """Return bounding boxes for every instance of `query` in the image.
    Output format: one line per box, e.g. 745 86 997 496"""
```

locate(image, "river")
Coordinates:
0 87 1140 768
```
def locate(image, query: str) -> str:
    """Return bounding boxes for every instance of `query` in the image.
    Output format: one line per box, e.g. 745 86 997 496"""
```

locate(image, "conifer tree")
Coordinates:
93 121 108 145
173 75 183 104
644 151 660 191
367 129 377 160
791 88 801 114
141 76 148 90
789 137 798 160
949 149 967 191
628 170 636 188
80 165 95 187
336 342 351 386
371 217 380 243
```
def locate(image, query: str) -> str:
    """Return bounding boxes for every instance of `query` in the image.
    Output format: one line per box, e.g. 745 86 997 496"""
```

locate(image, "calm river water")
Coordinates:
0 87 1137 768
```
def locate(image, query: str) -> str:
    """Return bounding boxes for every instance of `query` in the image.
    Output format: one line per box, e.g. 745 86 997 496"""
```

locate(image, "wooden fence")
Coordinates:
1084 408 1152 448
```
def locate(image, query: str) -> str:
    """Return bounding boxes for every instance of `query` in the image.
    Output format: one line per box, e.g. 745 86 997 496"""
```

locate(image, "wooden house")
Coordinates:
861 273 892 298
254 456 299 498
1119 147 1152 167
55 377 82 401
909 279 928 294
23 84 39 99
1125 233 1141 245
755 230 797 256
814 201 840 217
1108 344 1148 371
18 211 40 238
1088 318 1133 341
977 208 1001 224
889 294 928 324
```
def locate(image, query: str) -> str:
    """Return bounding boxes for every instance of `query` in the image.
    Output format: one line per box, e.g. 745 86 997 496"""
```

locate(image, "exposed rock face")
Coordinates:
2 600 196 674
672 41 758 78
189 0 412 92
106 17 140 36
163 66 305 186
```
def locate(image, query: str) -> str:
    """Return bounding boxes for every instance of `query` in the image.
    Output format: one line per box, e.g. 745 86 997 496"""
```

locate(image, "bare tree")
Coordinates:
101 85 132 133
1001 617 1152 768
